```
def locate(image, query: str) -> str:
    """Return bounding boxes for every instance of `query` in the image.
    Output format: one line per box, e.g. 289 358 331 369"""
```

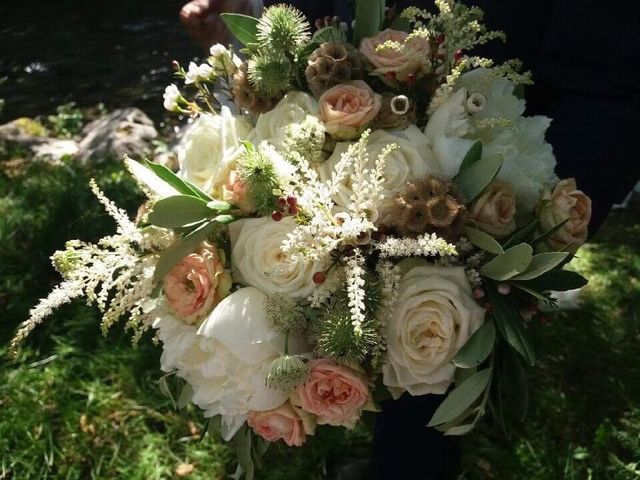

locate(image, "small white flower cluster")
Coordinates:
346 252 367 337
377 233 458 258
307 267 344 308
371 260 402 367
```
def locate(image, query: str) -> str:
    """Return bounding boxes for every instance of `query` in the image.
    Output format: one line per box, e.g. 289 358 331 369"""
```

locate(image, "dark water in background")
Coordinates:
0 0 202 124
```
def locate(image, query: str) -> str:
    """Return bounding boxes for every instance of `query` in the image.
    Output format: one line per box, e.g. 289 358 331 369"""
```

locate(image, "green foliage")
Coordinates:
353 0 385 46
247 53 292 97
220 13 259 47
256 5 310 56
453 153 502 202
44 102 86 138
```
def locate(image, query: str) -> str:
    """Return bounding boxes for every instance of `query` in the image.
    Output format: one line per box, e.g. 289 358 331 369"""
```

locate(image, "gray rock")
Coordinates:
0 119 78 161
76 108 157 164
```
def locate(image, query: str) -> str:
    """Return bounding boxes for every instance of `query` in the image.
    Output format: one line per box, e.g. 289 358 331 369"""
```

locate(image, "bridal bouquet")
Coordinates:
13 0 592 476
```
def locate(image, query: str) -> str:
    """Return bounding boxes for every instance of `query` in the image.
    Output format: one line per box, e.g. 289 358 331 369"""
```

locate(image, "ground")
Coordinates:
1 151 638 479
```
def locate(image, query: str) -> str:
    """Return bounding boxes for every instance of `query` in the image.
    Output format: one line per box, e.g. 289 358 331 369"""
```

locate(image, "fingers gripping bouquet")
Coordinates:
14 0 592 475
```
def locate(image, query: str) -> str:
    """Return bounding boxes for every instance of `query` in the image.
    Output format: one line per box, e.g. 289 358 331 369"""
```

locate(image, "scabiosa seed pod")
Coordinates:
373 92 416 130
305 42 364 97
265 354 309 390
387 175 467 242
232 62 277 115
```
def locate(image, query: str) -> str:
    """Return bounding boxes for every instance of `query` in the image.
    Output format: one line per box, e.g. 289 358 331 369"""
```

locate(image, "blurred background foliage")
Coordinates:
0 111 638 479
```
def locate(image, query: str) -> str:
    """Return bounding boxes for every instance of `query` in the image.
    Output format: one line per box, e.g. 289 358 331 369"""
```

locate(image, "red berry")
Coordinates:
474 288 485 300
271 211 283 221
288 205 298 215
286 195 297 206
313 271 326 284
405 73 417 86
435 34 445 44
385 71 397 81
454 49 463 61
497 283 511 295
276 197 287 209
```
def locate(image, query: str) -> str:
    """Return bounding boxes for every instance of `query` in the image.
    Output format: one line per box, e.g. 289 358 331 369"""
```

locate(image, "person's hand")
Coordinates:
180 0 253 51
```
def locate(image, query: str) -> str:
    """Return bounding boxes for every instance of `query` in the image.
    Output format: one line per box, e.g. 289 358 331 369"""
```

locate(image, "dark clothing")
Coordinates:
264 1 640 478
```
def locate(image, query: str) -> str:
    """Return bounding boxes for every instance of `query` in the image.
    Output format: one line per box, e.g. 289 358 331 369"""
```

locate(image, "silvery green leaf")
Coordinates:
148 195 215 228
428 368 492 427
459 140 483 171
452 320 496 368
480 243 533 281
142 158 212 201
516 269 588 292
453 153 502 202
464 226 504 255
510 252 570 280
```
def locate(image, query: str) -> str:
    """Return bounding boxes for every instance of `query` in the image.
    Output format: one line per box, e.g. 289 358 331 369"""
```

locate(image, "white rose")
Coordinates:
383 263 485 397
317 128 441 213
230 217 325 300
178 106 252 196
153 288 309 440
254 91 319 149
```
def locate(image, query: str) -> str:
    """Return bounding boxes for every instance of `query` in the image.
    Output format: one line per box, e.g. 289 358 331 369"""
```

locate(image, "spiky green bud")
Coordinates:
265 354 309 390
247 54 292 97
257 5 310 55
237 143 281 216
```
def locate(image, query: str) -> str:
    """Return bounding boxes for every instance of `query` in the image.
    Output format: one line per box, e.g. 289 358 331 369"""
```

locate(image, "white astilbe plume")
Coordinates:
377 233 458 258
345 252 366 337
308 266 345 308
10 184 174 356
371 260 402 368
281 130 396 261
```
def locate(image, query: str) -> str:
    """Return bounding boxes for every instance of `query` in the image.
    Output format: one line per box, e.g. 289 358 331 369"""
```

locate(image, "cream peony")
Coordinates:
383 263 485 397
359 29 430 82
254 92 319 149
469 180 517 238
230 217 326 300
318 80 382 140
153 288 309 441
178 106 252 196
537 178 592 252
318 128 441 214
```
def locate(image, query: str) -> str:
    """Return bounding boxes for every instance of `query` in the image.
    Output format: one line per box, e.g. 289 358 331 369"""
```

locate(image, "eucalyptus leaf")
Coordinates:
480 243 533 281
459 141 483 171
453 154 502 202
153 220 218 283
220 13 259 47
464 226 504 255
177 382 193 409
142 159 212 201
488 286 536 366
234 426 255 480
531 217 570 246
206 199 233 212
148 195 215 228
428 368 492 427
452 320 496 368
517 269 588 292
511 282 550 301
510 252 570 281
388 14 410 32
502 218 538 249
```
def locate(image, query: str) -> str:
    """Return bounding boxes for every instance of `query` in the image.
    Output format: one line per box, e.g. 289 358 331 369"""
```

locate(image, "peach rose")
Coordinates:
359 29 430 83
469 180 517 238
537 178 592 252
295 359 369 428
247 401 314 447
222 169 254 214
164 242 232 324
318 80 382 139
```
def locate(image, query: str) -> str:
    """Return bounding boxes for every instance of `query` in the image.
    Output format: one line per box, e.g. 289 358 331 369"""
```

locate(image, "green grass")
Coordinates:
1 157 639 479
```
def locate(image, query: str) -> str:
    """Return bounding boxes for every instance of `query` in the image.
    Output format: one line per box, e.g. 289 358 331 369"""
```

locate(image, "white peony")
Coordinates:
230 217 325 300
317 128 441 212
153 288 308 440
424 88 476 178
424 70 558 212
383 263 485 397
178 106 252 196
254 91 319 150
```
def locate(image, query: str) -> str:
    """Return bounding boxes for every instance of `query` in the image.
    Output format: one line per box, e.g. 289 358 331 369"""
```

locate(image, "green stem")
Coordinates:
284 330 290 355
